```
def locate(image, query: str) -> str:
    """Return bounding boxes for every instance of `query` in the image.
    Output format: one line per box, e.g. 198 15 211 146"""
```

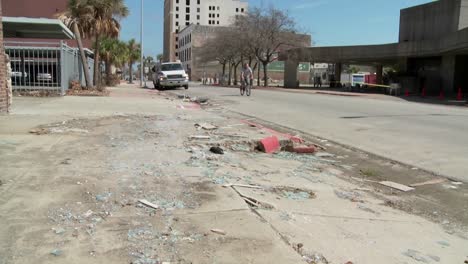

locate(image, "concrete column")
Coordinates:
334 62 342 85
284 60 299 88
376 64 383 85
441 55 456 95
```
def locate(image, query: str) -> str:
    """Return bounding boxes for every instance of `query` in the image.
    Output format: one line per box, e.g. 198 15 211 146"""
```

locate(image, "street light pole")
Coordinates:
140 0 145 87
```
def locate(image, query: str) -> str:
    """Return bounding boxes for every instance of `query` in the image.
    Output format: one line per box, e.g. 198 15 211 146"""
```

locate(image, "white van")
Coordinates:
152 62 189 90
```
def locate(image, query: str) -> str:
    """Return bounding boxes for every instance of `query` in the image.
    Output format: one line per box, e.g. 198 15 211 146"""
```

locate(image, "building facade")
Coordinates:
163 0 248 62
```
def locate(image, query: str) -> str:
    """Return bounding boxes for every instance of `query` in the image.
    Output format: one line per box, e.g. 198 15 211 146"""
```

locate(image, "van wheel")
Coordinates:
184 85 189 90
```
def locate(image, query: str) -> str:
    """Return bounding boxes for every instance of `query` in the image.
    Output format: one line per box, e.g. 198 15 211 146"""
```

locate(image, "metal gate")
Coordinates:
5 41 94 95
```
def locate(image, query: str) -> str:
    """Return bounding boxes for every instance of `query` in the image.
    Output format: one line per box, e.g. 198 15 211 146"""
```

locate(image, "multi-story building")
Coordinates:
163 0 248 62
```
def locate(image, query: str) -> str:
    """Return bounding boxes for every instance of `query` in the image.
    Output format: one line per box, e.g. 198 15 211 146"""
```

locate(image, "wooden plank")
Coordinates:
223 183 263 189
138 199 159 209
379 181 415 192
210 229 227 235
409 178 447 187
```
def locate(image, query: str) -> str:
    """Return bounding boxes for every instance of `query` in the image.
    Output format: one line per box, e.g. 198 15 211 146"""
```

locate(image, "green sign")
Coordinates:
261 61 310 72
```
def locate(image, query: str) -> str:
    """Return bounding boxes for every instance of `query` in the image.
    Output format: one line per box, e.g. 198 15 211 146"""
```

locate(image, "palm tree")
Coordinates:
57 0 94 89
90 0 129 87
127 39 141 84
98 38 128 85
157 54 163 64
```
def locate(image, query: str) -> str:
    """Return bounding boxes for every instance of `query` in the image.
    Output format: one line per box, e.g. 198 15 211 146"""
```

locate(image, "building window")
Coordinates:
175 37 178 41
236 8 239 12
197 15 200 20
176 29 179 33
217 6 220 10
208 20 211 25
176 52 178 56
241 8 244 12
217 21 219 25
175 21 179 26
197 7 200 12
217 14 219 18
176 14 179 19
186 7 190 13
176 44 179 49
209 6 211 11
186 14 190 20
208 14 211 18
176 0 179 3
186 22 190 26
176 6 179 11
186 0 190 5
197 0 200 4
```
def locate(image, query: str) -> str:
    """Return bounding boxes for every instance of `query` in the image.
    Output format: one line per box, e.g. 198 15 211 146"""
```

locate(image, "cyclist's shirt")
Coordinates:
242 67 253 80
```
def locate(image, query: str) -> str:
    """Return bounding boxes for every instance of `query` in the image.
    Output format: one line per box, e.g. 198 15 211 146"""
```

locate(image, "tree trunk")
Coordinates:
222 63 226 76
129 61 133 84
73 23 92 89
263 61 269 87
233 63 238 86
105 59 112 86
93 34 100 88
228 63 232 86
257 61 261 87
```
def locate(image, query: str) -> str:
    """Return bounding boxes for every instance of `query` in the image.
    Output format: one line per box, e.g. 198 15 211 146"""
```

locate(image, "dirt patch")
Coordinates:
268 186 316 200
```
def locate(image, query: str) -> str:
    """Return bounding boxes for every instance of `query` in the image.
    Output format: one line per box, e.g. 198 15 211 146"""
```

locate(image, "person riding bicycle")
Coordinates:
241 63 253 87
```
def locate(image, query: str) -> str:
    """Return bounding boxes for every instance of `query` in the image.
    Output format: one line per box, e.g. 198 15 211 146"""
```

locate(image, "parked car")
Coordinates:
37 73 52 82
152 62 189 90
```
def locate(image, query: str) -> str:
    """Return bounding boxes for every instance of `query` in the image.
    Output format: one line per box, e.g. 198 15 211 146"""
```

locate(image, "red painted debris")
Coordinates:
259 136 280 153
292 145 317 154
241 120 304 143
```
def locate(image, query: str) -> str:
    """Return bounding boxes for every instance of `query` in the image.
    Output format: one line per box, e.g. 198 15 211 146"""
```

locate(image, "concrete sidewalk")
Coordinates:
0 84 467 264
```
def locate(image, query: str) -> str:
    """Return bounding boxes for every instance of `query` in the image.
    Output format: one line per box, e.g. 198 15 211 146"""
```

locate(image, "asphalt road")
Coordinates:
167 82 468 182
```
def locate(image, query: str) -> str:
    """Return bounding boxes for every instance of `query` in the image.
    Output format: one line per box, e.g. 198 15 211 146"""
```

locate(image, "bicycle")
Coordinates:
240 78 252 96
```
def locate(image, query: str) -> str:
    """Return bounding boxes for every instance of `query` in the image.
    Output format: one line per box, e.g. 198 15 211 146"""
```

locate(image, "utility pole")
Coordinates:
140 0 145 87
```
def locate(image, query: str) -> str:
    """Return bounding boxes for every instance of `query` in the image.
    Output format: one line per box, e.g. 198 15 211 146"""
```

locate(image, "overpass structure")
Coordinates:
281 0 468 96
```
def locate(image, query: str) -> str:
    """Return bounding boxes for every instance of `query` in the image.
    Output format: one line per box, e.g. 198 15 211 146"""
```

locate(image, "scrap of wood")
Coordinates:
210 229 226 235
189 135 211 140
379 181 415 192
313 143 327 150
238 193 275 209
138 199 159 209
222 183 263 189
409 178 447 187
194 123 218 130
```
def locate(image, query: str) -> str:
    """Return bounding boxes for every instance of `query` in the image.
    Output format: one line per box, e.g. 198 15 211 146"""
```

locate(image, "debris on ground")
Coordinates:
50 249 63 257
138 199 159 210
189 135 211 140
95 192 112 202
195 123 217 130
60 158 72 165
258 136 280 153
210 229 226 235
52 227 65 235
190 97 209 104
379 181 415 192
270 186 316 200
223 183 262 189
402 249 429 263
315 152 335 158
409 178 447 187
334 190 363 202
290 145 317 154
209 146 224 155
437 241 450 247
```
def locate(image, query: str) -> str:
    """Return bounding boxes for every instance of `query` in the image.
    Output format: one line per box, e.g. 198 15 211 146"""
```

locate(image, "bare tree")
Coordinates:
236 7 303 87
